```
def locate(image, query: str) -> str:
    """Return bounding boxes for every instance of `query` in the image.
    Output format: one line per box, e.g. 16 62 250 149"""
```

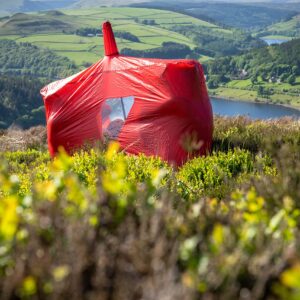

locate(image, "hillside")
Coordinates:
0 75 45 129
0 7 266 65
0 40 79 129
0 8 208 65
132 1 297 30
0 116 300 299
207 38 300 78
0 40 78 78
205 38 300 107
257 13 300 39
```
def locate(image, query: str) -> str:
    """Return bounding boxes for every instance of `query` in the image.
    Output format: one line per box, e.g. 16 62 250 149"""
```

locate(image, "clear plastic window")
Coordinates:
102 96 134 140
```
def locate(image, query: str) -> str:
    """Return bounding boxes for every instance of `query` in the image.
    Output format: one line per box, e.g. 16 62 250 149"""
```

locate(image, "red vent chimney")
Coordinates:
102 21 119 56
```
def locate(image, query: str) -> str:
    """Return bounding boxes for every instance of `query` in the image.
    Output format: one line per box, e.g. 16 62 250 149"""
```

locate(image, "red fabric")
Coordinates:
41 21 213 166
103 21 119 56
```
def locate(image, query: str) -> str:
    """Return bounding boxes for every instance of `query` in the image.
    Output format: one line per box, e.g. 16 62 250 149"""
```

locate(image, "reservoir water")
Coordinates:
211 97 300 120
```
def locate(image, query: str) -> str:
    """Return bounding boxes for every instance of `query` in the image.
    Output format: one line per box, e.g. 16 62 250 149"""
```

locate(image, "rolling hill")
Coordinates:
257 13 300 40
0 7 242 65
131 1 297 30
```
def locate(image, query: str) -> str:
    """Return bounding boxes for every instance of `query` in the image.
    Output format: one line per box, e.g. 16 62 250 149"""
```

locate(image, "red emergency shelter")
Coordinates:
41 21 213 166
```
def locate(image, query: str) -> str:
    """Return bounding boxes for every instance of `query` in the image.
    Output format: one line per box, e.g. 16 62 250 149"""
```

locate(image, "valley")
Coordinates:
0 2 300 129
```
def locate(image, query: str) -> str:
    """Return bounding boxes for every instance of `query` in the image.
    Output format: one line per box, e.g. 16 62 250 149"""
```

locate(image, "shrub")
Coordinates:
0 117 300 299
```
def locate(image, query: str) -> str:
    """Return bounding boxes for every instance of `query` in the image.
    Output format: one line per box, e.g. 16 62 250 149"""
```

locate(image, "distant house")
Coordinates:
87 34 95 37
239 69 248 79
269 77 276 83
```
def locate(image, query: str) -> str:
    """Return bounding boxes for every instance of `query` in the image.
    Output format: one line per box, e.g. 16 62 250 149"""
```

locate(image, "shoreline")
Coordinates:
209 94 300 112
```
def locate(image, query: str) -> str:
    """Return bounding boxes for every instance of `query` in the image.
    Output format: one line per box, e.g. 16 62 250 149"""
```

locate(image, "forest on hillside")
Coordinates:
0 40 80 129
170 24 265 57
0 40 78 79
205 38 300 87
0 75 45 129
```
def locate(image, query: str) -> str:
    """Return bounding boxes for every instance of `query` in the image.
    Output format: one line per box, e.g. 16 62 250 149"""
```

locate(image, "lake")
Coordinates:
211 97 300 119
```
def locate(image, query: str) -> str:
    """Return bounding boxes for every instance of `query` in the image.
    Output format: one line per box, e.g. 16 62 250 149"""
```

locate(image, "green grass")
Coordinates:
267 14 300 32
55 51 100 65
227 79 252 89
210 77 300 107
63 7 222 29
260 35 292 41
237 77 300 93
199 55 212 63
210 87 258 101
0 7 229 65
0 34 19 39
257 14 300 39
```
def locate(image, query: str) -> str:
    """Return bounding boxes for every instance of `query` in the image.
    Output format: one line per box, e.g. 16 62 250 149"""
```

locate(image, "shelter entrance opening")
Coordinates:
101 96 134 140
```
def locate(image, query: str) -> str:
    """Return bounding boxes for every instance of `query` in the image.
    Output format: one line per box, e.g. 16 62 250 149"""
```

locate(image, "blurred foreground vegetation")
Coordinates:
1 116 300 299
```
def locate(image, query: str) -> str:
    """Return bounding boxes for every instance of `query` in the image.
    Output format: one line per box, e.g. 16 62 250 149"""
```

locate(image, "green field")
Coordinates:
210 77 300 107
266 14 300 33
257 13 300 40
0 7 225 65
260 35 292 41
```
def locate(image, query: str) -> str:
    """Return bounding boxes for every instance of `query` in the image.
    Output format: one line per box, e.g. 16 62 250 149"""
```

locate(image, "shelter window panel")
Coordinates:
101 96 134 140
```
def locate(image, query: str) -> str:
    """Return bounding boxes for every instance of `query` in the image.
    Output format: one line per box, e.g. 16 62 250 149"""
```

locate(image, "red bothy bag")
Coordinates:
41 21 213 166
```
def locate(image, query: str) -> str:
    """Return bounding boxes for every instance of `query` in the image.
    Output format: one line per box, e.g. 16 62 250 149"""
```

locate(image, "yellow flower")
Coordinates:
0 196 18 240
21 276 37 296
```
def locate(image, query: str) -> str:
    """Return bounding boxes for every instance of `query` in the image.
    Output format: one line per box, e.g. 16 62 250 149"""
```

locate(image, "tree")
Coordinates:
0 40 78 79
287 75 296 85
251 74 258 85
292 65 299 75
0 75 46 129
257 86 265 97
207 80 219 89
280 73 289 83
